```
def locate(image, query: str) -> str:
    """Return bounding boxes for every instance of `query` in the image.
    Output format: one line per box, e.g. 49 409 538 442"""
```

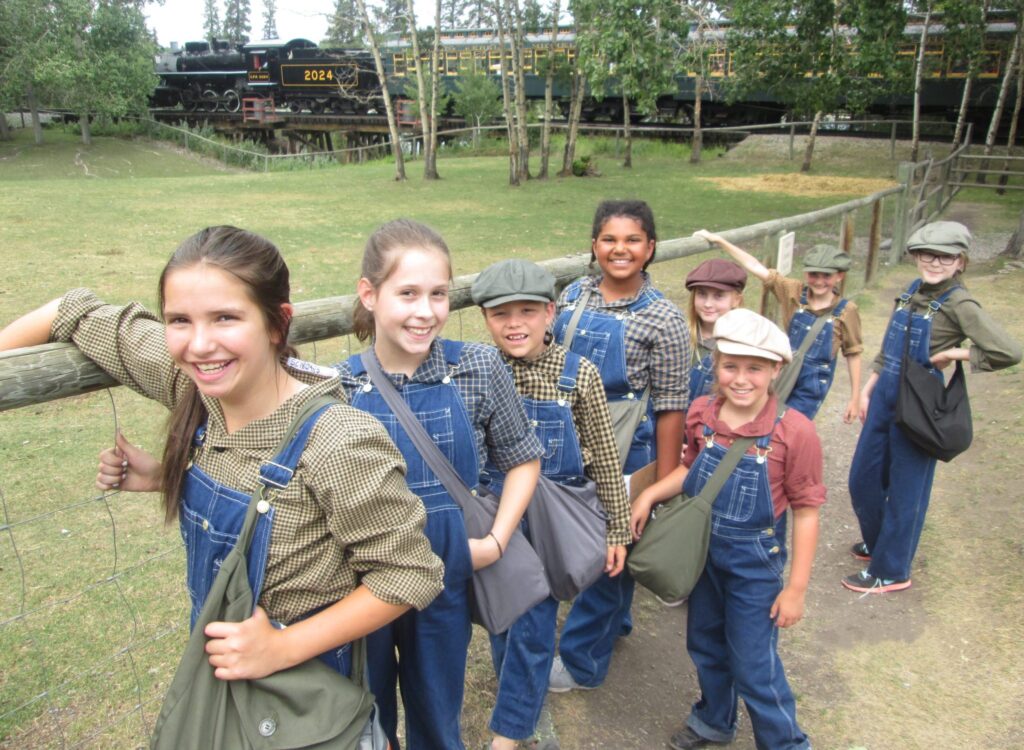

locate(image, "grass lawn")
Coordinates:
1 123 1021 748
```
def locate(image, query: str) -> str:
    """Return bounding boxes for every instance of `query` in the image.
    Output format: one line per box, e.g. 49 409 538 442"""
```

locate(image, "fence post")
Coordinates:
789 124 795 160
890 121 897 160
865 198 882 285
889 161 913 265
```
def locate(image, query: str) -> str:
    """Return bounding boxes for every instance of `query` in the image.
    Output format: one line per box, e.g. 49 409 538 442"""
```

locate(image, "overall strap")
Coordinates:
832 297 849 317
360 351 473 511
897 278 924 309
697 401 786 499
561 286 593 351
558 351 583 395
442 338 464 366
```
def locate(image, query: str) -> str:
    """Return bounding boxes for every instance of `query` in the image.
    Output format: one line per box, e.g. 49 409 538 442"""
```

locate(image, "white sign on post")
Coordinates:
777 232 795 276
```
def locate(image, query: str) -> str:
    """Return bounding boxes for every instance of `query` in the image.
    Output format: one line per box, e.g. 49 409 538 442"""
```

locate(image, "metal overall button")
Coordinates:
258 717 277 737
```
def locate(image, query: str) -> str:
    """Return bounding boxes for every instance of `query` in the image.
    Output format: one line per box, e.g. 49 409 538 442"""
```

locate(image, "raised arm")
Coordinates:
0 298 62 351
693 230 771 282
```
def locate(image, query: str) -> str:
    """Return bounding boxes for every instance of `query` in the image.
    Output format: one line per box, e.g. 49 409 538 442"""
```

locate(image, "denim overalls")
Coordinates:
684 416 809 750
347 340 475 750
485 352 587 740
178 402 353 675
690 340 715 404
785 290 848 420
849 280 958 582
552 281 659 687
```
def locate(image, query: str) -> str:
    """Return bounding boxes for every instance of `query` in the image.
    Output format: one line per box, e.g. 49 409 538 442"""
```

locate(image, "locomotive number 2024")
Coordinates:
304 69 334 82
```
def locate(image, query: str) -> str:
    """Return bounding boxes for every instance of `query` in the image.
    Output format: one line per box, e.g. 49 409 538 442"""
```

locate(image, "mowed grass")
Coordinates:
1 123 1022 748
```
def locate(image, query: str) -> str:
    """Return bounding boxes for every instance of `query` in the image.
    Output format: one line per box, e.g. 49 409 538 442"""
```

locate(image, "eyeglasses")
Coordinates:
913 250 961 266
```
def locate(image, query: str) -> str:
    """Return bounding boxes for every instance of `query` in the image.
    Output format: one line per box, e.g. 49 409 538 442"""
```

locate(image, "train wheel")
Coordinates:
201 89 219 112
222 90 240 113
288 99 304 114
310 100 324 114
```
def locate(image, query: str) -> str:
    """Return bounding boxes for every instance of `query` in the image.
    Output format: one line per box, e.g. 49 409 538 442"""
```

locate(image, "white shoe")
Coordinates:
655 594 687 608
547 655 593 693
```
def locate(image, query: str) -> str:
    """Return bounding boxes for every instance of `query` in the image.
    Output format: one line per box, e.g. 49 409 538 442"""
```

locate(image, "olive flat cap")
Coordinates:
907 221 972 257
686 259 748 291
802 244 852 273
471 259 557 308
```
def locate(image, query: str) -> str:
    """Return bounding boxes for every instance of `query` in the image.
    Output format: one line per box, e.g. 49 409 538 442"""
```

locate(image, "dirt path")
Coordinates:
535 231 1024 749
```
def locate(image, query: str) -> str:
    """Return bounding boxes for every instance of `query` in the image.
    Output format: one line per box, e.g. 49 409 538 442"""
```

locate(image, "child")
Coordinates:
549 199 690 692
685 258 748 403
470 259 631 750
0 226 443 683
845 221 1021 593
333 219 543 749
631 308 824 750
695 229 864 422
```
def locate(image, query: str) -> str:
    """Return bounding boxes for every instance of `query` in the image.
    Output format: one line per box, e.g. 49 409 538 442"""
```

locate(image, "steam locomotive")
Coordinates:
151 37 381 114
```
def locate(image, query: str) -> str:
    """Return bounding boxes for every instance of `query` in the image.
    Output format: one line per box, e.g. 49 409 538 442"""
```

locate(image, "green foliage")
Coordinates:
324 0 363 46
203 0 220 42
262 0 279 39
401 68 453 119
572 154 599 175
453 71 504 126
222 0 252 43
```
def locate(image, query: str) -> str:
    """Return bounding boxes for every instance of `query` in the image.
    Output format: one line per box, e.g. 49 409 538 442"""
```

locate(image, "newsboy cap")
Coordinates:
685 259 748 292
713 308 793 363
906 221 972 257
471 259 557 308
802 244 852 273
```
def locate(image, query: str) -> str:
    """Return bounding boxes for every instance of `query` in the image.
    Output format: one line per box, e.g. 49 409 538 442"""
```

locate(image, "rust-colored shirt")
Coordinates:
683 395 826 519
764 270 864 358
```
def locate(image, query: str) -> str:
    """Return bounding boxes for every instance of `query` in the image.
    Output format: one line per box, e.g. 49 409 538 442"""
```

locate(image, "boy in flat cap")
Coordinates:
694 230 864 422
471 259 630 750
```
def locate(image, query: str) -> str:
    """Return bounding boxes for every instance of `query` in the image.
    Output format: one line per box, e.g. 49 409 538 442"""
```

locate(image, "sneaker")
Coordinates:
547 656 593 693
841 569 911 594
850 542 871 561
668 726 728 749
655 594 688 608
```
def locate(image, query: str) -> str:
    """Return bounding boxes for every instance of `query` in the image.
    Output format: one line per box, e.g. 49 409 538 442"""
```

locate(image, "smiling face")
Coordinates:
803 270 842 301
591 216 655 287
358 247 451 374
162 264 287 412
913 250 965 284
715 352 781 414
692 286 743 333
482 300 555 361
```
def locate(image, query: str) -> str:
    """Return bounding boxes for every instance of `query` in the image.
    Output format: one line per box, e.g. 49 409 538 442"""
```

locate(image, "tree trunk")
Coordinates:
622 95 632 168
690 74 703 164
0 112 10 141
910 8 931 164
998 58 1024 194
80 113 92 145
495 1 519 185
801 110 822 173
27 83 43 145
538 0 560 180
953 76 974 148
405 0 433 178
426 0 442 179
509 0 530 182
560 66 584 176
981 29 1021 184
355 0 405 180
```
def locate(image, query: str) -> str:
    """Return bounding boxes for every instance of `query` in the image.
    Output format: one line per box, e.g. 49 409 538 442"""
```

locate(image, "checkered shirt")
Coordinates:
557 273 691 414
334 339 544 474
51 289 444 623
500 344 631 546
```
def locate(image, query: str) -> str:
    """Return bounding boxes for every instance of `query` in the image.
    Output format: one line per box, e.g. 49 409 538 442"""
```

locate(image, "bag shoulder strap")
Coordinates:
561 286 593 351
359 351 472 510
793 306 834 361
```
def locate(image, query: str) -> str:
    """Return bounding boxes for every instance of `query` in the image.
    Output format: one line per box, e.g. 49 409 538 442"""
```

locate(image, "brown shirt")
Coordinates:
684 395 826 519
501 344 631 546
51 289 444 623
764 270 864 358
870 276 1023 374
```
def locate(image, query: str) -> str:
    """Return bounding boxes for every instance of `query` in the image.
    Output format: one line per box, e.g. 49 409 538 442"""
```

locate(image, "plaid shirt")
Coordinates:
51 289 444 623
334 339 544 474
557 273 691 414
501 344 631 546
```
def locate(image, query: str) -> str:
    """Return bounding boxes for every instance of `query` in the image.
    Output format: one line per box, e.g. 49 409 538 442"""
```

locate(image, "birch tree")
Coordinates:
354 0 407 180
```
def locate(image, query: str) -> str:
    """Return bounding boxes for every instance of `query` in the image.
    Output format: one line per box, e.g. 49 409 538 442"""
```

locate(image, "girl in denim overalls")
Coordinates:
696 230 864 423
632 308 824 750
845 221 1021 593
471 259 632 750
0 227 443 686
333 219 543 749
548 200 690 692
685 259 748 403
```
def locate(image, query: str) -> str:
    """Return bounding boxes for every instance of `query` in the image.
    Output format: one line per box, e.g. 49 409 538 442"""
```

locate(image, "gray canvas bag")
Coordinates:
561 287 650 470
151 395 386 750
361 352 551 635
